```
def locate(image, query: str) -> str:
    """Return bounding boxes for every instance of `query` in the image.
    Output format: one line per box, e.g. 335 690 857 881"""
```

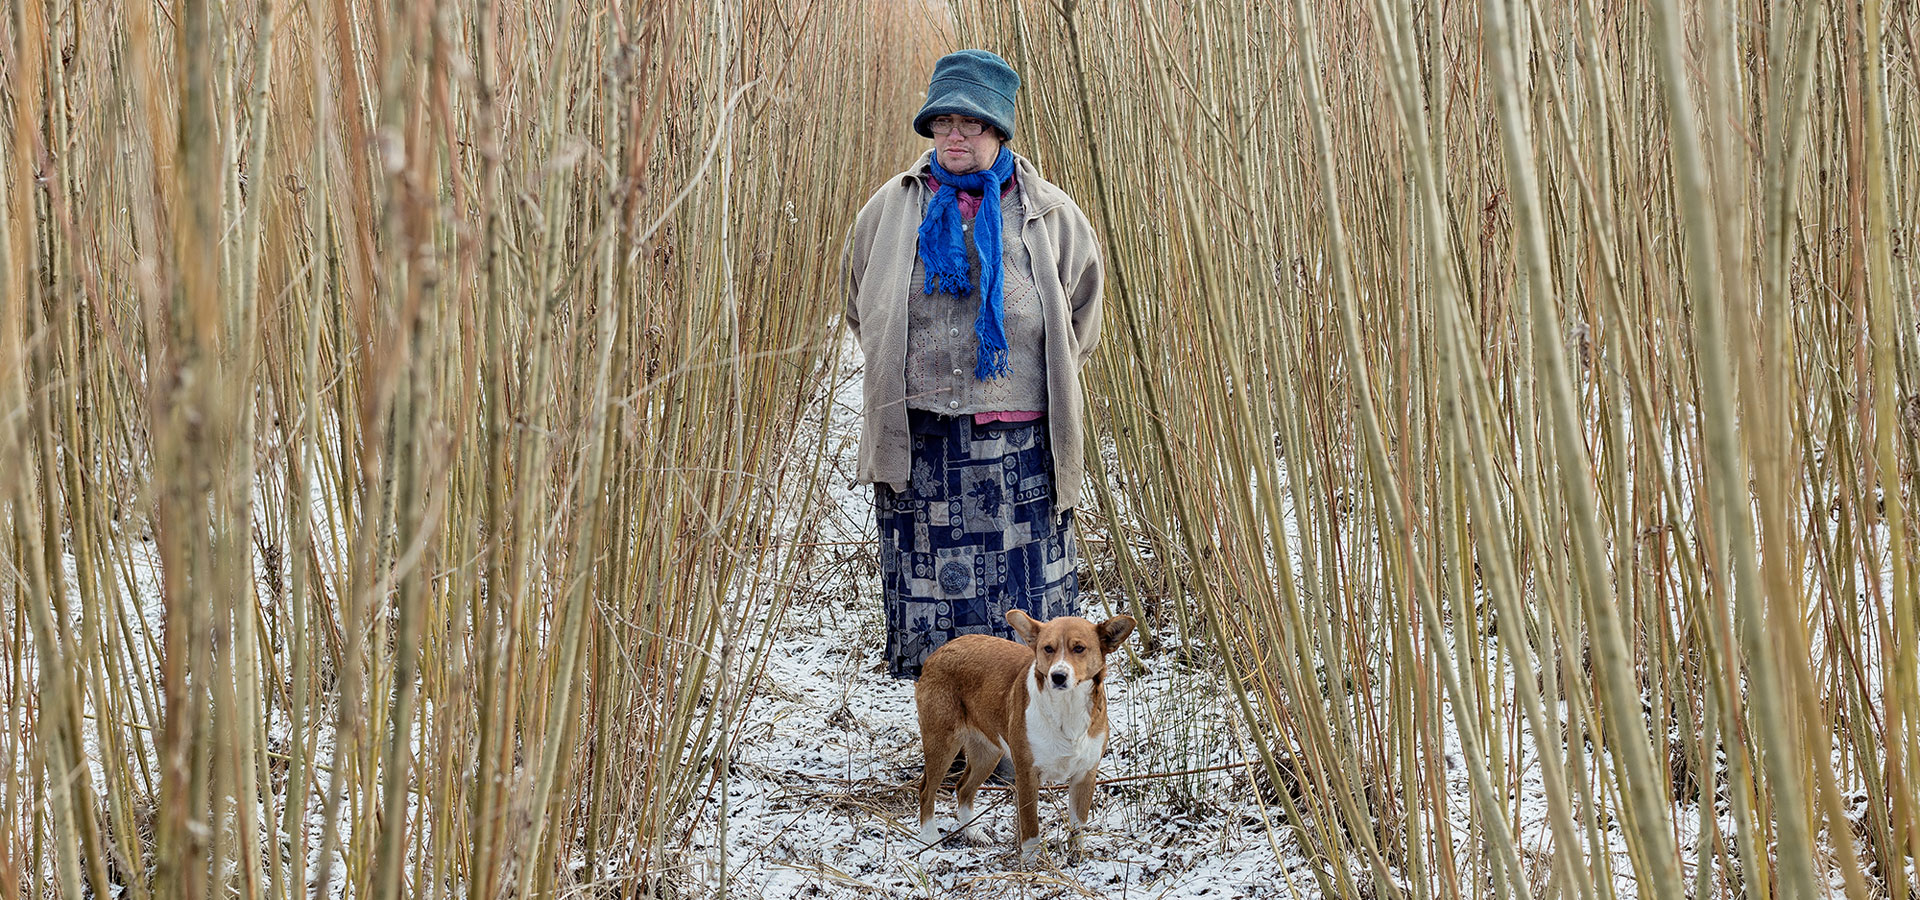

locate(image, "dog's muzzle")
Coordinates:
1049 668 1070 690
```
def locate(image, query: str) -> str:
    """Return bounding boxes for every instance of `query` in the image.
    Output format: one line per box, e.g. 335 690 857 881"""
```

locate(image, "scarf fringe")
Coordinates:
974 330 1010 380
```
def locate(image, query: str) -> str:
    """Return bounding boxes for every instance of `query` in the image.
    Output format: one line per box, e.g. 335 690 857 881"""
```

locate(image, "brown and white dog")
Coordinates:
914 609 1136 857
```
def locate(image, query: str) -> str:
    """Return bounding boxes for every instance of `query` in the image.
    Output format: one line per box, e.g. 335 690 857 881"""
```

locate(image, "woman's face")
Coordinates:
930 115 1002 175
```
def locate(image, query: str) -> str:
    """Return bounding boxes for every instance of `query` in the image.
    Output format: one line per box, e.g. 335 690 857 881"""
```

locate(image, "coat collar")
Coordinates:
895 150 1071 219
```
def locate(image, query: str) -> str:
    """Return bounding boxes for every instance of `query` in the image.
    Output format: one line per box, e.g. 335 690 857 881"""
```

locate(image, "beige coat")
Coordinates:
843 151 1104 513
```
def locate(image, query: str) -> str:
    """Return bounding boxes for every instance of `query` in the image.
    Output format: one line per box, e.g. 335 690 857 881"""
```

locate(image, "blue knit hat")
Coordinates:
913 50 1020 141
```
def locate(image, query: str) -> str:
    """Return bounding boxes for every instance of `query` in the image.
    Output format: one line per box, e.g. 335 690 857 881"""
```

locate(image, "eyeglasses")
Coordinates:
929 116 987 137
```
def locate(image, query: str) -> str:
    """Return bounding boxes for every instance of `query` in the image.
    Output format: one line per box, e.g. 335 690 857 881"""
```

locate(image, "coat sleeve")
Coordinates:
842 189 887 342
844 182 902 343
1054 199 1105 366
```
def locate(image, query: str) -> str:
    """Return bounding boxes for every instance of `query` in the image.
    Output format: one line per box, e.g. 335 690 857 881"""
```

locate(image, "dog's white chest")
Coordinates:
1024 678 1107 784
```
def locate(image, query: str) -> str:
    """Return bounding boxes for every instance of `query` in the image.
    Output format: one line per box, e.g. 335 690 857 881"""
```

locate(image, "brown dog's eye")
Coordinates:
1043 645 1055 654
1073 645 1086 654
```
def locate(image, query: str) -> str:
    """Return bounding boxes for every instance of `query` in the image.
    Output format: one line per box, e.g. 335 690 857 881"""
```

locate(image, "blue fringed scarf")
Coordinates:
918 149 1018 380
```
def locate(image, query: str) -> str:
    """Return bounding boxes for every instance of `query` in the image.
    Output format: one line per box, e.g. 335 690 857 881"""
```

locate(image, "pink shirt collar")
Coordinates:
923 170 1018 220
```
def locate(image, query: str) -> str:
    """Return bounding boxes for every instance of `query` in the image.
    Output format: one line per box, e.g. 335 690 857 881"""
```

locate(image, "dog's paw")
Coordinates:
1018 837 1043 865
953 804 992 844
917 822 942 846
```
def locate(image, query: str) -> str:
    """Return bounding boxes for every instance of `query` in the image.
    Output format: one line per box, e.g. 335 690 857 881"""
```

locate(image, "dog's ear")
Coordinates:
1097 615 1136 653
1006 609 1041 645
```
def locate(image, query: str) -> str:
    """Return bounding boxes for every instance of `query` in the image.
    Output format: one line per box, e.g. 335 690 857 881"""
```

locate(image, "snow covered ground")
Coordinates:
681 341 1309 898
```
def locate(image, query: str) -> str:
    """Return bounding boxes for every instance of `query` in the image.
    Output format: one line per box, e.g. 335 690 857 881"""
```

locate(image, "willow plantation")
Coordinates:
2 0 1915 898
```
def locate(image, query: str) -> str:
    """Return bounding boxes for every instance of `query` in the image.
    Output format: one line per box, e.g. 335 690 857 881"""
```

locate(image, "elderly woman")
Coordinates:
844 49 1105 679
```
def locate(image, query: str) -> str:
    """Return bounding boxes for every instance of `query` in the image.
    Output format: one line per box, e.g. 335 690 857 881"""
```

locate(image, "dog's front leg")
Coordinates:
1014 760 1043 861
1065 769 1096 861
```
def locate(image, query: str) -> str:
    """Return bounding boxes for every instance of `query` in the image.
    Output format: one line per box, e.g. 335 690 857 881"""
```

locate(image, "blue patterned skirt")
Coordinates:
877 409 1079 679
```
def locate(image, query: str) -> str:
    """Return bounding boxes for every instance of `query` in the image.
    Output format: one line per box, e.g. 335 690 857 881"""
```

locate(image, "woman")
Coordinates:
843 49 1105 679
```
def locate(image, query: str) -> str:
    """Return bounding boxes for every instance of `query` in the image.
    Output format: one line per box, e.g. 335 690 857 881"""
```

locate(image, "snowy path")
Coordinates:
688 340 1301 899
